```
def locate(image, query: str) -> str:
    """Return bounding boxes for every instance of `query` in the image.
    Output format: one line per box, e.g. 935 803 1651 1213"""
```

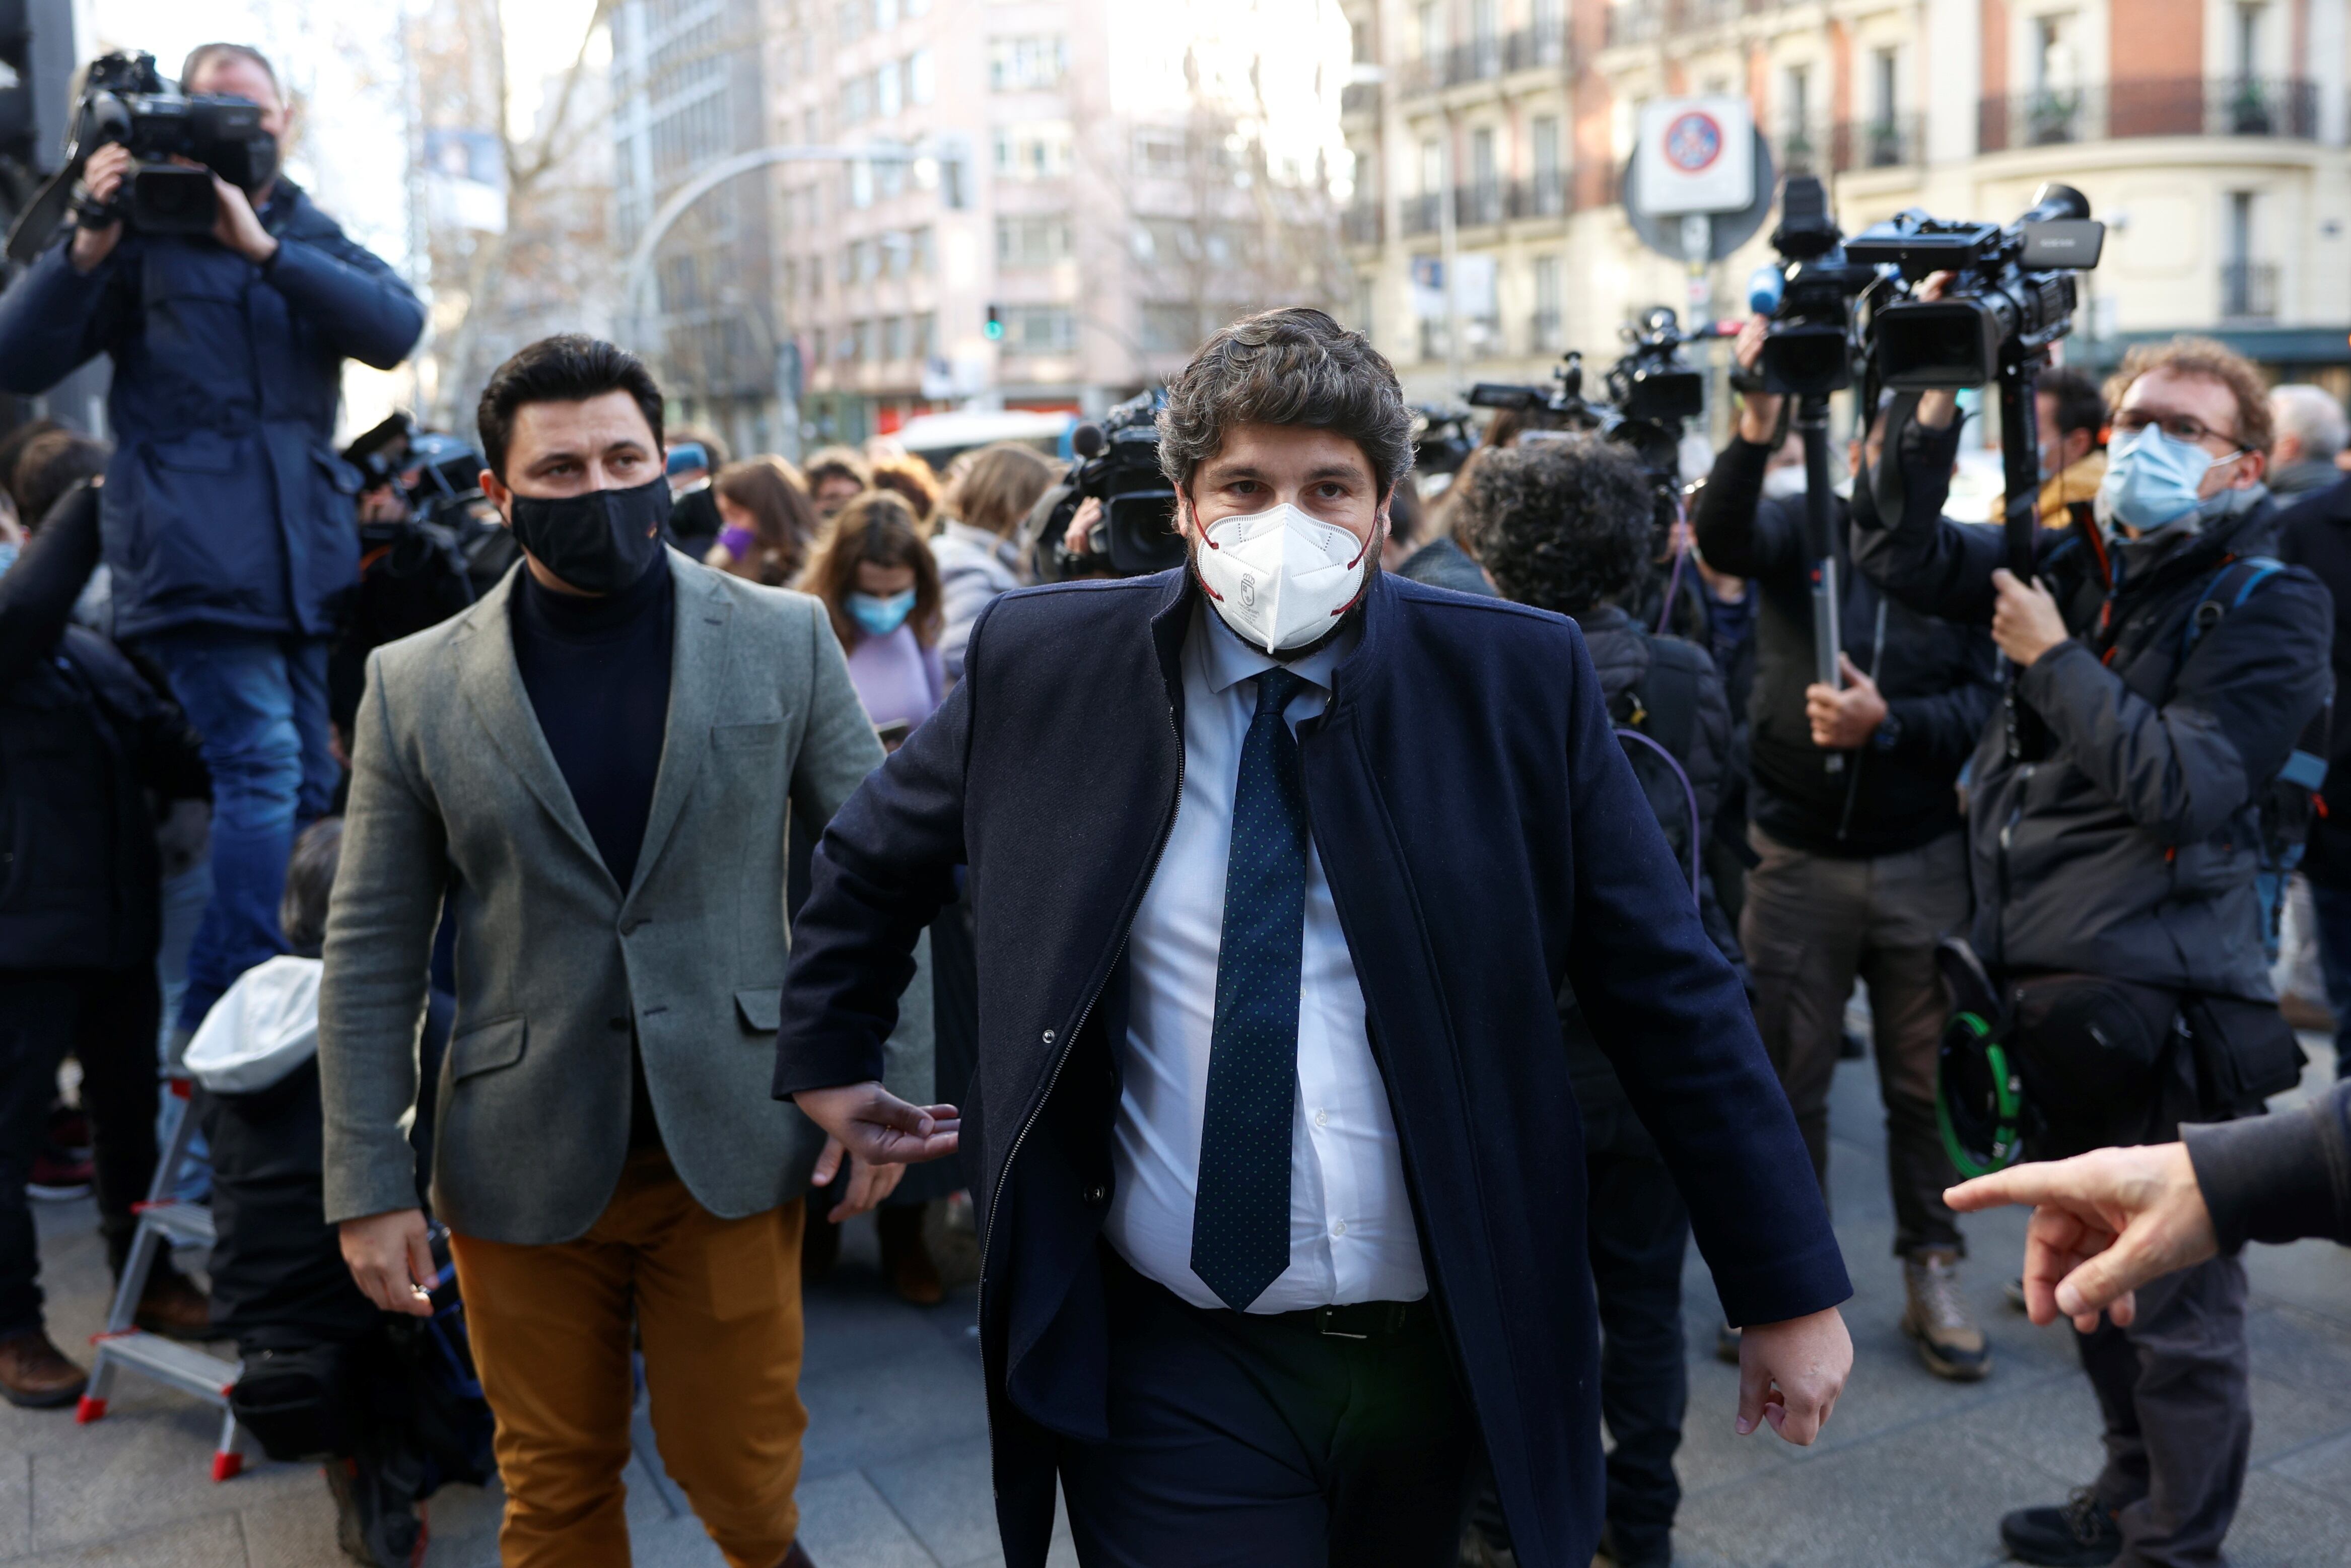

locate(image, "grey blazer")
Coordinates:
318 551 931 1245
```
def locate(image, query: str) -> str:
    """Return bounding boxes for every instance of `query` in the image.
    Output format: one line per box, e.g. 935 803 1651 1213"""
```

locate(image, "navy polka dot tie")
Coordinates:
1191 666 1309 1312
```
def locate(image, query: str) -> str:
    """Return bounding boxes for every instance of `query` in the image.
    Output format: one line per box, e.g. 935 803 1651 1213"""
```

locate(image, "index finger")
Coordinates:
1944 1165 2066 1213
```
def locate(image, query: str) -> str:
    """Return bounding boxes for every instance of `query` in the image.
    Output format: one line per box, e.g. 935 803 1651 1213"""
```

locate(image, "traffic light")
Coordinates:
984 304 1003 341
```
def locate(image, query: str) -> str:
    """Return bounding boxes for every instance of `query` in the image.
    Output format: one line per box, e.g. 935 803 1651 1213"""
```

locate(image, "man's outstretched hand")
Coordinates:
1736 1306 1851 1445
1945 1143 2216 1332
795 1081 959 1167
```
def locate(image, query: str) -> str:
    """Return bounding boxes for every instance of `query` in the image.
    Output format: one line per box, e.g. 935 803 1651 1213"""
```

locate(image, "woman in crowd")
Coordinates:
801 446 872 521
793 490 949 1300
930 442 1056 685
869 453 942 528
703 456 818 589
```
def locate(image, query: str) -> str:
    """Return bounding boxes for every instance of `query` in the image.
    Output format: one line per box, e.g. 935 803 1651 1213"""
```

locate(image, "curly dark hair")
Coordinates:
1157 308 1414 500
1454 437 1653 617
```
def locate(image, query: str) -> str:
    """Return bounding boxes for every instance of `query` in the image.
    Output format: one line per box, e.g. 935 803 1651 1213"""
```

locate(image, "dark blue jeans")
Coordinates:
2306 881 2351 1079
143 630 335 1032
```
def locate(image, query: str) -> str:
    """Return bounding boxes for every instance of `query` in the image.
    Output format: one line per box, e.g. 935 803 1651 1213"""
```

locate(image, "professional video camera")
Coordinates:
1743 175 1880 398
5 51 279 265
1028 389 1185 581
1411 404 1477 487
1846 184 2104 393
1468 306 1717 488
342 414 489 530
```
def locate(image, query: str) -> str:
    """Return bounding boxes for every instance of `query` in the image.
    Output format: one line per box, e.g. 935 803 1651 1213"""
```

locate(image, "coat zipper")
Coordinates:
979 695 1186 1482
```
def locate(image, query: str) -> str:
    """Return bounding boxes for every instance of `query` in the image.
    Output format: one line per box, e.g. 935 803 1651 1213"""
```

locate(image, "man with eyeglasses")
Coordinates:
1852 336 2332 1568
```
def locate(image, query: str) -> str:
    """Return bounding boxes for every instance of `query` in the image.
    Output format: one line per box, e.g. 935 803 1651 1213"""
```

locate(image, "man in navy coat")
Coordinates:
777 308 1852 1568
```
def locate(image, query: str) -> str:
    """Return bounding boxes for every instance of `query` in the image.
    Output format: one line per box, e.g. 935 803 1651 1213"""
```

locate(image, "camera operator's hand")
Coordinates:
68 145 132 273
1733 316 1783 445
1063 495 1103 561
809 1136 909 1222
1806 653 1890 749
1990 567 2069 666
201 170 279 265
338 1207 437 1318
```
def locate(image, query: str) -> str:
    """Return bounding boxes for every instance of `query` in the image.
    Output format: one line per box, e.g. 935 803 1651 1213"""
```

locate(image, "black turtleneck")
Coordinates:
510 550 674 892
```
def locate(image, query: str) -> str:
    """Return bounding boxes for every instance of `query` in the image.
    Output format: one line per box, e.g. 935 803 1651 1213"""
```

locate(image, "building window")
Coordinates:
1417 0 1443 62
1418 137 1443 195
1135 128 1187 175
1142 303 1198 353
910 226 935 274
2234 3 2265 75
1351 18 1371 63
872 0 897 29
998 214 1074 267
1532 255 1563 351
1873 47 1898 121
876 61 903 117
837 0 863 44
909 49 936 105
1006 305 1076 353
914 311 937 358
812 327 828 366
990 36 1070 92
995 122 1075 179
883 316 907 361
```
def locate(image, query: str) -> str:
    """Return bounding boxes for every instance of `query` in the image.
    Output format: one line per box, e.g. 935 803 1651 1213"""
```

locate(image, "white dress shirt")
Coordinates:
1105 602 1429 1312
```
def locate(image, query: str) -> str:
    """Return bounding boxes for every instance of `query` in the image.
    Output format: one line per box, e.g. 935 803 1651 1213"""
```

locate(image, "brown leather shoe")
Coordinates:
135 1269 216 1341
0 1329 88 1408
877 1204 943 1306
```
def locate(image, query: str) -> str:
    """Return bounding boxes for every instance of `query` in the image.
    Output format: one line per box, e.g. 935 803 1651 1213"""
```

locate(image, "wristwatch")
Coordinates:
1873 712 1903 752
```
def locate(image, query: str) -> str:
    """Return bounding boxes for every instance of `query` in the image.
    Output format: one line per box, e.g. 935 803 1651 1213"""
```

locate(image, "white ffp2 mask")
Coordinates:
1193 503 1372 654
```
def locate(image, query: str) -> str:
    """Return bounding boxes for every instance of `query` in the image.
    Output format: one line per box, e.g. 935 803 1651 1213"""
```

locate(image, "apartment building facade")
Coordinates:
1342 0 2351 406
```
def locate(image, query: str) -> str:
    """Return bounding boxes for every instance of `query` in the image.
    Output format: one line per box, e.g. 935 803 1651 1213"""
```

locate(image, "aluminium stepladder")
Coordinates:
76 1072 248 1480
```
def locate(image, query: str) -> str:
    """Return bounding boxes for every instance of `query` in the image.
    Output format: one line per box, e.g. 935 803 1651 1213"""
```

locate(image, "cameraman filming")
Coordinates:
1852 336 2332 1568
0 44 426 1037
1692 321 2000 1383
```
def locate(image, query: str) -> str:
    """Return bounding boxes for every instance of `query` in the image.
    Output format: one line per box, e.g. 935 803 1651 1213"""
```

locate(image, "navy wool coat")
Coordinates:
0 181 424 642
775 566 1850 1568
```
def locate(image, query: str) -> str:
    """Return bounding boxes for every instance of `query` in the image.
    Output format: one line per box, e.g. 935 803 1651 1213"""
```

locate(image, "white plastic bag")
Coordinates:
184 955 323 1094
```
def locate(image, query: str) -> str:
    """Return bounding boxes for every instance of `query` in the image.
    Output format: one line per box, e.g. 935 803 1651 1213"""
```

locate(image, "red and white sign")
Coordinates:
1634 96 1755 216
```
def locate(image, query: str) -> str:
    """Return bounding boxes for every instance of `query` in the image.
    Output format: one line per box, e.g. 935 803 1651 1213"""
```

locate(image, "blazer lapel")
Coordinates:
453 567 615 887
624 553 731 904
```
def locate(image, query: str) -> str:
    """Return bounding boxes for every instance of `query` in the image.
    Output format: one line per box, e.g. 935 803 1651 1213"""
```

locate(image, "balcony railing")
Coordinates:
1341 82 1379 118
1399 175 1576 236
1399 26 1570 96
1839 114 1925 170
1401 192 1442 237
1342 203 1384 246
1509 172 1574 220
2222 260 2278 320
1979 77 2319 152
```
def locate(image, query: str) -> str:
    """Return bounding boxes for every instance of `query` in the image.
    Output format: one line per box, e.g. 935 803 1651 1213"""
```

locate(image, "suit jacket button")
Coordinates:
1083 1184 1107 1205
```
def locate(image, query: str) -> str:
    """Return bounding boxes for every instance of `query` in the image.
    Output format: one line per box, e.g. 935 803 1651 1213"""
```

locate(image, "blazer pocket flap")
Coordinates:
734 988 782 1035
449 1015 527 1080
713 721 783 751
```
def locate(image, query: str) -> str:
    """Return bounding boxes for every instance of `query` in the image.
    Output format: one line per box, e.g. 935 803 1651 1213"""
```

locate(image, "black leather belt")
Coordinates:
1268 1298 1436 1341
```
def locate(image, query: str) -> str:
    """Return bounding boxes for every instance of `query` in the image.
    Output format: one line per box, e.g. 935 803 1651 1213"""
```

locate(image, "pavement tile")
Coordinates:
27 1403 315 1552
234 1485 344 1568
798 1344 989 1481
2267 1428 2351 1498
1936 1371 2108 1490
2240 1236 2351 1331
2212 1469 2351 1567
1678 1421 2063 1568
0 1453 27 1557
791 1469 939 1568
0 1514 245 1567
864 1438 1002 1567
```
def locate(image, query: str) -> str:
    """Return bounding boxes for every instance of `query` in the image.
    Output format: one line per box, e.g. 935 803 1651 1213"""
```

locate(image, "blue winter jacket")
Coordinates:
775 565 1851 1568
0 181 425 641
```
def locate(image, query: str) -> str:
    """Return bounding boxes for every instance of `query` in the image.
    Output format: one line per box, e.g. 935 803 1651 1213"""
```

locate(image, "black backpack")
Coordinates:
1607 628 1705 909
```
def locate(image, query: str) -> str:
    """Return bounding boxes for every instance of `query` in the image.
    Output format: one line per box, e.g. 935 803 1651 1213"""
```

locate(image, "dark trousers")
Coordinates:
1741 825 1969 1257
1586 1111 1691 1565
1059 1251 1475 1567
2304 880 2351 1079
0 967 163 1336
2076 1254 2250 1568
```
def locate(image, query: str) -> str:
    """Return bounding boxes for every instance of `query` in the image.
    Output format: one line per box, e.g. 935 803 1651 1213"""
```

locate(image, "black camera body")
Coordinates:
1747 176 1878 398
1030 390 1186 581
1847 184 2104 389
1411 404 1477 482
1469 306 1713 489
5 52 277 263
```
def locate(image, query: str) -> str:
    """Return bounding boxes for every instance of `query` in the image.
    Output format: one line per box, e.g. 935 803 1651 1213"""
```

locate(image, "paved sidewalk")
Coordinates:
6 1048 2348 1567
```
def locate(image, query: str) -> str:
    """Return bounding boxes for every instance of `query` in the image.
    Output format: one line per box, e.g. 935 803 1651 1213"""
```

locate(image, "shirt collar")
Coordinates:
1194 597 1358 699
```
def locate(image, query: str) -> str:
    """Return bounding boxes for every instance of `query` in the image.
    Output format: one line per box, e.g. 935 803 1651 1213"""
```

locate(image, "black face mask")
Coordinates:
506 475 669 595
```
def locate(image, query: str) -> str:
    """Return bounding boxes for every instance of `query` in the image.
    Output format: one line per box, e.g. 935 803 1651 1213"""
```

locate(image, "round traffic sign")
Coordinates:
1662 112 1724 174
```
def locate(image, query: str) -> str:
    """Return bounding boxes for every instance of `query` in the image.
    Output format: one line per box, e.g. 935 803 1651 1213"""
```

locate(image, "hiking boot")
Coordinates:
1901 1249 1991 1381
0 1329 88 1408
133 1268 215 1341
323 1457 427 1568
1999 1488 2124 1566
877 1204 943 1306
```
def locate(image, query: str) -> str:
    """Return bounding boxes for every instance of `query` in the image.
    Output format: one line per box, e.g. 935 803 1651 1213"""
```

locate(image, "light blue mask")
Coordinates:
847 588 916 637
2098 426 2244 535
0 541 17 578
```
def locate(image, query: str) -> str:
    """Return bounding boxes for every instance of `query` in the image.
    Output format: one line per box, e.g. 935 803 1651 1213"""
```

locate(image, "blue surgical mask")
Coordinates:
0 541 17 578
847 588 916 637
2098 426 2244 536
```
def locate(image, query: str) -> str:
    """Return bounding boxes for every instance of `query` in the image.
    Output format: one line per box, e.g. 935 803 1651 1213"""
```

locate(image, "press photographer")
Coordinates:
1853 325 2331 1565
0 43 425 1038
1694 209 2000 1384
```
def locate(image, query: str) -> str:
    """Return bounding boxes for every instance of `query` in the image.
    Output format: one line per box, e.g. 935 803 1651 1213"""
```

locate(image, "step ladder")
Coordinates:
76 1075 247 1481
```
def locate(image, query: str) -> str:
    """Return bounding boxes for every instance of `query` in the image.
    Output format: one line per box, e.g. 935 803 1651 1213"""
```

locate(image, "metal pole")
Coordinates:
1438 115 1463 393
1799 392 1845 776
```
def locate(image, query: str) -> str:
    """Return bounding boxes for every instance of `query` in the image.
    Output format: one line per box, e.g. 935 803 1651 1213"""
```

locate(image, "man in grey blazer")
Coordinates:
318 335 936 1568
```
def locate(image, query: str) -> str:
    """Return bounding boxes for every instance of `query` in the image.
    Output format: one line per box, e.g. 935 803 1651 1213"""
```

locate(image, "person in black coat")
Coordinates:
2275 472 2351 1080
1695 319 2001 1383
1453 435 1739 1568
0 483 212 1408
1852 338 2332 1568
774 309 1852 1568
